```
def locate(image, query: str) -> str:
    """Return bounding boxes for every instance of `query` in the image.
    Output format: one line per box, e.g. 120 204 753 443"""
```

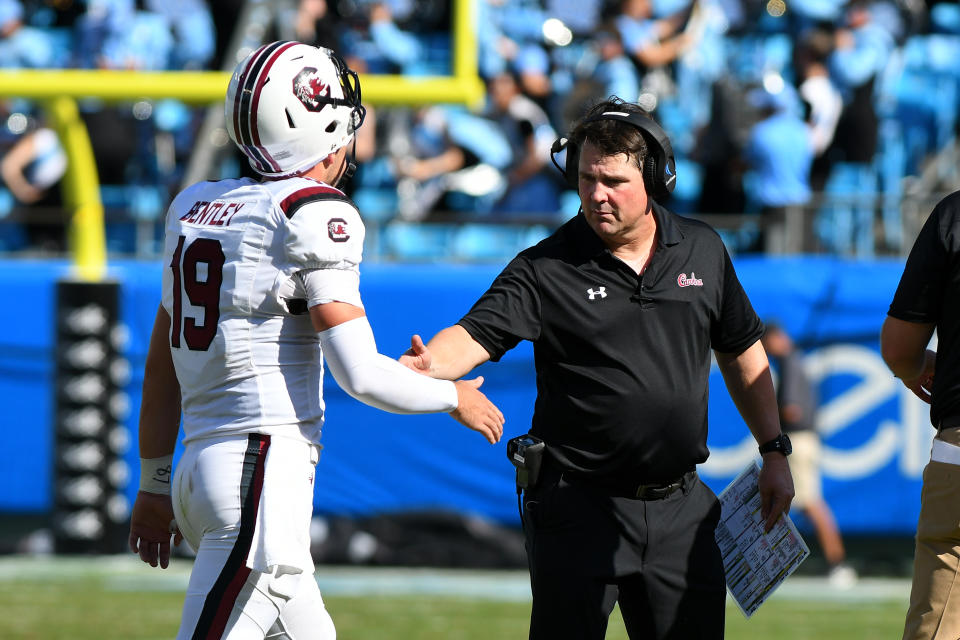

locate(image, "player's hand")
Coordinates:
399 334 432 375
129 491 182 569
758 453 794 533
450 376 504 444
901 349 935 404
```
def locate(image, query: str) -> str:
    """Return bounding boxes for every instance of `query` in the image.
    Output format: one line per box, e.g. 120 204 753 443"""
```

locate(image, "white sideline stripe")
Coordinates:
0 556 910 604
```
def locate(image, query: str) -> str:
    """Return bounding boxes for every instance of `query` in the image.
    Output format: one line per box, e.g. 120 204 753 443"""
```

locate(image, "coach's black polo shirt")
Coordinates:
888 191 960 427
458 205 764 482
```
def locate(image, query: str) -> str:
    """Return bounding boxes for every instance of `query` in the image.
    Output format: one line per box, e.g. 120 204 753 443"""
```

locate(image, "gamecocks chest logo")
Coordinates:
293 67 331 112
677 272 704 287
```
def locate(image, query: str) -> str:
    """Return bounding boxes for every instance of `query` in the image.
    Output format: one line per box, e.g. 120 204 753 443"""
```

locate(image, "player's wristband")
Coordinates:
139 455 174 495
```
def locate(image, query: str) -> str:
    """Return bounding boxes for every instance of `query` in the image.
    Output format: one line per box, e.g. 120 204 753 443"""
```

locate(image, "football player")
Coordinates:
128 41 504 640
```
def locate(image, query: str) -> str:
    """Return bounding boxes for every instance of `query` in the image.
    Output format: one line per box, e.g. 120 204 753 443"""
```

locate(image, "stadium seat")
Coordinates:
381 222 457 261
98 184 167 255
877 119 906 251
656 98 696 155
105 222 138 255
353 188 398 224
669 155 703 215
816 163 879 257
412 32 452 76
0 225 28 252
0 188 28 252
559 190 581 217
931 4 960 35
450 223 524 262
520 224 553 249
898 35 960 150
0 188 12 219
99 184 165 221
892 72 952 171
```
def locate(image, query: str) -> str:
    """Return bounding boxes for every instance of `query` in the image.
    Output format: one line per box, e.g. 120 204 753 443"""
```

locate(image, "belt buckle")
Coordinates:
635 481 677 500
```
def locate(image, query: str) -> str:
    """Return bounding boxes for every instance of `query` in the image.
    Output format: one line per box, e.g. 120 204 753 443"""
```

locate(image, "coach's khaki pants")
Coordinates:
902 428 960 640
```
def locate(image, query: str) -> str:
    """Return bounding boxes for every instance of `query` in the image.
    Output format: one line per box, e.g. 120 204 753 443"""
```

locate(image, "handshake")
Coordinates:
399 331 504 445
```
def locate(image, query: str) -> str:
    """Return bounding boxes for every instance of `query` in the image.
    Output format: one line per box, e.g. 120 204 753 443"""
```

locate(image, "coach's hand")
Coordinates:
129 491 182 569
451 377 505 444
399 334 432 374
758 454 794 533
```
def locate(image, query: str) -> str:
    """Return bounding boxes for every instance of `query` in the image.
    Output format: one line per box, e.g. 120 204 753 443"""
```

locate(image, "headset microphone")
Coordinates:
550 137 569 177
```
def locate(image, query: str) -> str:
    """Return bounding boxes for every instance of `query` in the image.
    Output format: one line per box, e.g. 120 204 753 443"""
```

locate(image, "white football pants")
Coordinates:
172 433 334 640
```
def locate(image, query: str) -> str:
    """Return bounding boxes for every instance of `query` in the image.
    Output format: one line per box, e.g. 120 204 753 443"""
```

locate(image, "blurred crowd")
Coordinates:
1 0 959 258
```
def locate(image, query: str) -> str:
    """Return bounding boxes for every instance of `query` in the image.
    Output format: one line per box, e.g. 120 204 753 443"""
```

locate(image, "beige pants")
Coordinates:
787 431 822 508
902 427 960 640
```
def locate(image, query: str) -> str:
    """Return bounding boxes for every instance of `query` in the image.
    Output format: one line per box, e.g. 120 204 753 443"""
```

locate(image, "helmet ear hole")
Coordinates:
325 122 337 133
285 109 296 128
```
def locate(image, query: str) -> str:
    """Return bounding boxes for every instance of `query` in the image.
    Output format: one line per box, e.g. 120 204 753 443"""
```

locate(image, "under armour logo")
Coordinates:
587 287 607 300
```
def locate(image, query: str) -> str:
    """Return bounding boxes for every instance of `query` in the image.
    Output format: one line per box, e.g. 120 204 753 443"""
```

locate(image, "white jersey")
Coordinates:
160 176 364 445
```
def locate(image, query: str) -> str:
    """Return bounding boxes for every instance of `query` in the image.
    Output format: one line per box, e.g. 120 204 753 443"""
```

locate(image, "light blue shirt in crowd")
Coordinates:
745 111 814 207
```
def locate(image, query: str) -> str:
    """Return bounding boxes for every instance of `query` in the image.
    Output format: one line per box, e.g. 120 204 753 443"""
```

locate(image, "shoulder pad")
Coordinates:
284 186 365 270
278 182 353 219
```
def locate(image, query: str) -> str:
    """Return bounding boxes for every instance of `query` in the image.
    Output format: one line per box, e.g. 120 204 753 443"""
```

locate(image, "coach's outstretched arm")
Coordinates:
129 305 184 569
400 325 493 381
309 301 504 444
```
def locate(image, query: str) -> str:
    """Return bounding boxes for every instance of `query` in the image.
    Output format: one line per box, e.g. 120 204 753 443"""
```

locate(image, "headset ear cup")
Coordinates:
643 155 663 199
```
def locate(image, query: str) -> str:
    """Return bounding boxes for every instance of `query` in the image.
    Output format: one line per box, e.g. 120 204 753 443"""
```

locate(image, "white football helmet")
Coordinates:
225 41 366 177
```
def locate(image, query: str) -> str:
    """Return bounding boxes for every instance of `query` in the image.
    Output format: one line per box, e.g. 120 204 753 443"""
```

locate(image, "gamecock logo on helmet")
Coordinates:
293 67 331 113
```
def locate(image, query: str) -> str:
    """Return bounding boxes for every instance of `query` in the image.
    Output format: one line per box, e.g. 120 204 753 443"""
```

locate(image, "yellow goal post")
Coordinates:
0 0 483 281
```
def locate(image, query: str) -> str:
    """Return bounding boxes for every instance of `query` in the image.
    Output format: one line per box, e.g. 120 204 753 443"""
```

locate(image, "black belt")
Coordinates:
563 470 696 500
939 415 960 431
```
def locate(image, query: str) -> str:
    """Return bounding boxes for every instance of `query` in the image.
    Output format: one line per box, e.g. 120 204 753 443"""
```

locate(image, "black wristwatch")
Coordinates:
758 433 792 457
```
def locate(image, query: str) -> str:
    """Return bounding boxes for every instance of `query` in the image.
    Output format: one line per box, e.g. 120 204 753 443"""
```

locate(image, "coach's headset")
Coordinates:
550 109 677 201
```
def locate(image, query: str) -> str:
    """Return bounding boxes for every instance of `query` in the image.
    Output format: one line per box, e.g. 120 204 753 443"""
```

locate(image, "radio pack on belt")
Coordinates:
507 434 545 491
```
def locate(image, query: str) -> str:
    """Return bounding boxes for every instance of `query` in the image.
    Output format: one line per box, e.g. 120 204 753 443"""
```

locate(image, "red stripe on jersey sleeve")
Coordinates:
279 185 347 218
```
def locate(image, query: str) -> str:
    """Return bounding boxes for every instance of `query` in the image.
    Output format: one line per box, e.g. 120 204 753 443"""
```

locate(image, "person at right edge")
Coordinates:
881 190 960 640
401 97 794 639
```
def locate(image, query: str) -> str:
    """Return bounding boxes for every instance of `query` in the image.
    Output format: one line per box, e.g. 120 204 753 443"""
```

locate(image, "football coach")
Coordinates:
401 97 794 639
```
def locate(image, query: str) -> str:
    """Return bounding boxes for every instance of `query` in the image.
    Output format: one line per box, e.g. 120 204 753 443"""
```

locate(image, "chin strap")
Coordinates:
341 161 356 184
335 137 359 188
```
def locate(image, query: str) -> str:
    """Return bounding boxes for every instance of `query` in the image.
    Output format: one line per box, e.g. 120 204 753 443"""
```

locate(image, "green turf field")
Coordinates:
0 556 910 639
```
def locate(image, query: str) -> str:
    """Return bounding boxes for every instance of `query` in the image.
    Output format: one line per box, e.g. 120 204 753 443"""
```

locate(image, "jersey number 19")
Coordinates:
170 235 225 351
